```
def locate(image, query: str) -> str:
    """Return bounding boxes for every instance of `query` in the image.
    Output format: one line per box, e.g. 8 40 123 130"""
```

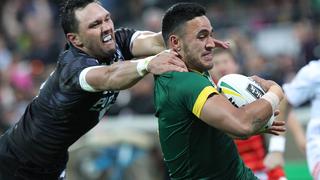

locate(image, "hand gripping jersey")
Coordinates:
154 71 258 180
6 28 137 167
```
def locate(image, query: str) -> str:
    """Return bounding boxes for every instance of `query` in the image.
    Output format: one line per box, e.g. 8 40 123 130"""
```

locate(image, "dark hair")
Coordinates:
60 0 98 35
162 2 206 47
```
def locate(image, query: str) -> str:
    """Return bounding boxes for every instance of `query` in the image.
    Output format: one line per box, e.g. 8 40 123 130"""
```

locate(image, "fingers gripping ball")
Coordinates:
217 74 275 130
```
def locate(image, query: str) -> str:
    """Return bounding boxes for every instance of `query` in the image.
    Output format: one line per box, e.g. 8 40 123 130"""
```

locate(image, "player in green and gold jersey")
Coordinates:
154 2 286 179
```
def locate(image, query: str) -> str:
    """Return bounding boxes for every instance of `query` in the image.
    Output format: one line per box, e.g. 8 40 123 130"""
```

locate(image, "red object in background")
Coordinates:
235 135 286 180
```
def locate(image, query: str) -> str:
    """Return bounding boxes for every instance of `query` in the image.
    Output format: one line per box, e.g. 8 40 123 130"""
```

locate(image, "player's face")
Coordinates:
180 16 216 72
211 52 239 79
75 3 116 60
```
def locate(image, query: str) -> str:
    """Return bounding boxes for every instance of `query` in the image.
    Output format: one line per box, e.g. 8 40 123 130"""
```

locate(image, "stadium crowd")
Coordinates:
0 0 319 179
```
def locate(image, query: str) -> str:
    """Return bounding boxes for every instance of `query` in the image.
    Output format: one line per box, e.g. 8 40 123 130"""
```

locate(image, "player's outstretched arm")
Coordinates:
81 49 187 91
287 111 306 153
131 31 165 57
131 31 230 57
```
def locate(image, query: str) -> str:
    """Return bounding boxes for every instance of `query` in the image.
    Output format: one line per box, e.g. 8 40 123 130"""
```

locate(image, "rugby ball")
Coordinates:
217 74 274 130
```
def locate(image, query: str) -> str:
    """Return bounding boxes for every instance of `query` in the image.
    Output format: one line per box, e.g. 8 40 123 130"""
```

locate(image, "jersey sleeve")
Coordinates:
115 28 137 60
174 72 219 118
283 61 320 107
60 57 100 92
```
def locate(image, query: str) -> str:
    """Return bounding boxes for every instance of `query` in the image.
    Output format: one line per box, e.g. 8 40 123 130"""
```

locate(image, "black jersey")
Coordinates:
7 28 136 166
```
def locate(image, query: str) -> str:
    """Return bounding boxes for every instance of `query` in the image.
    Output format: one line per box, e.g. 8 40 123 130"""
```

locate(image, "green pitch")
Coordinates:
285 160 312 180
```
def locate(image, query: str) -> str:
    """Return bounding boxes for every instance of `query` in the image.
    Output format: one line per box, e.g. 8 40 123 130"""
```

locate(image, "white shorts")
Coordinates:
306 119 320 180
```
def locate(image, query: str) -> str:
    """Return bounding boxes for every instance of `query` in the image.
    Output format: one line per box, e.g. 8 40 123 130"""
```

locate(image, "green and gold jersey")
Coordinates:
154 71 257 180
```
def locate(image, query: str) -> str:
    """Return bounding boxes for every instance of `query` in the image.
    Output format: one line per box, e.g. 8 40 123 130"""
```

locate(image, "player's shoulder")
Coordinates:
296 60 320 82
115 27 135 34
157 71 209 82
60 44 99 65
306 60 320 75
57 49 100 82
170 71 208 78
161 72 213 94
115 28 136 41
64 46 99 66
308 59 320 67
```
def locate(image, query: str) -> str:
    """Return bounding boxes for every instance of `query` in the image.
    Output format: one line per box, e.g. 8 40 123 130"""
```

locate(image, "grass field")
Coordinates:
285 160 312 180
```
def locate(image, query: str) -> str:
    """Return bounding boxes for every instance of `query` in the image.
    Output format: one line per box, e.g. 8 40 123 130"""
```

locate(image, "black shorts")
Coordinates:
0 132 66 180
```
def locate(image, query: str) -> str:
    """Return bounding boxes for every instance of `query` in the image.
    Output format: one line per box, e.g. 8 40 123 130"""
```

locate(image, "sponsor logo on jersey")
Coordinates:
90 90 119 120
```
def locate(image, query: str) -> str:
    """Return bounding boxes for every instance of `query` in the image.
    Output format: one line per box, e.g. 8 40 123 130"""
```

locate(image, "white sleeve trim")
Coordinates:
79 66 103 92
130 31 143 53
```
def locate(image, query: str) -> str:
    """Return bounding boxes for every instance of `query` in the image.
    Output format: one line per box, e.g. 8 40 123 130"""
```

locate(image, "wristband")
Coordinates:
261 91 280 112
269 135 286 152
136 56 153 76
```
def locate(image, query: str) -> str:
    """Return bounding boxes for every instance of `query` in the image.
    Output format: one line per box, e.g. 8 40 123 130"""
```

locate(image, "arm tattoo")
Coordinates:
251 118 266 133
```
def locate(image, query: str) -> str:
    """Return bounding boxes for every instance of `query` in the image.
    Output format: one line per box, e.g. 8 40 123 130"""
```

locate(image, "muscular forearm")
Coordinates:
201 94 274 138
238 98 274 136
231 90 283 138
131 32 165 57
84 50 187 91
86 60 144 91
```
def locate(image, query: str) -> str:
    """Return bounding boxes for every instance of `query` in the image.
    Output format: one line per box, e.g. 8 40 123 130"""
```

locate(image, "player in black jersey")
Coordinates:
0 0 190 179
0 0 230 179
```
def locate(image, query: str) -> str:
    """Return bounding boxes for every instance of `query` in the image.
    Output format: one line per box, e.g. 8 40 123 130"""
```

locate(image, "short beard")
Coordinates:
186 56 213 72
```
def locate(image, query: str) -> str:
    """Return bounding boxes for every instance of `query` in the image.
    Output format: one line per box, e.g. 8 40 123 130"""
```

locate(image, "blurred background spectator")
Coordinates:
0 0 319 179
